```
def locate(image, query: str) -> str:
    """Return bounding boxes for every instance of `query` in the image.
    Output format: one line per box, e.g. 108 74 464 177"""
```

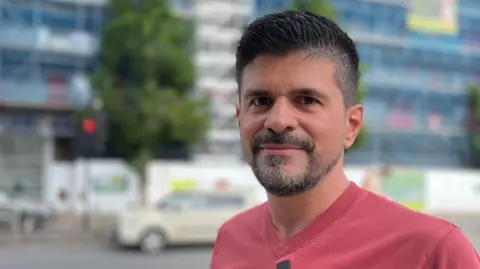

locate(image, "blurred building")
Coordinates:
0 0 253 198
254 0 480 167
0 0 104 198
173 0 252 157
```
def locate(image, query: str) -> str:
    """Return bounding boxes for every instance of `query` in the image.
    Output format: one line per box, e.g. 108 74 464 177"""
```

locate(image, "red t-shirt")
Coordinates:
211 182 480 269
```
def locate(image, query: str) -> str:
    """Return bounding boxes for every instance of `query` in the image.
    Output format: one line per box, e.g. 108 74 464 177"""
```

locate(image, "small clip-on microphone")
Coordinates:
276 260 291 269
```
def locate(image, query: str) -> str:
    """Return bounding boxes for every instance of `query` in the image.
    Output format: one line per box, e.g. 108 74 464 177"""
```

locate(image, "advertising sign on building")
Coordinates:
406 0 458 35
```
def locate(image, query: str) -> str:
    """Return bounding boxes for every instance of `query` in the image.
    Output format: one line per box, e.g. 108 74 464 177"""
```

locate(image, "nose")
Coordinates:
264 97 298 133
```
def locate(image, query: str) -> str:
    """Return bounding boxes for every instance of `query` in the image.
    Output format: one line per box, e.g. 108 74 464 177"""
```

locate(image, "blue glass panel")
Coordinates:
41 12 75 30
251 0 476 166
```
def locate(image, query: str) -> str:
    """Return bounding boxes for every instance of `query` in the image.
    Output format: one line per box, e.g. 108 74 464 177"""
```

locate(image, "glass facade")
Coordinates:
253 0 480 167
0 0 106 198
0 0 104 107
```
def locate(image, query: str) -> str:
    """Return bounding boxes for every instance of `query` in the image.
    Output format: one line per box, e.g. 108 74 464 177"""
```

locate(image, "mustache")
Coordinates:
251 130 315 154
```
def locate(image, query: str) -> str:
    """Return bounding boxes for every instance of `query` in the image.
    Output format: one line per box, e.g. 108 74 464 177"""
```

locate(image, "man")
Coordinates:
211 11 480 269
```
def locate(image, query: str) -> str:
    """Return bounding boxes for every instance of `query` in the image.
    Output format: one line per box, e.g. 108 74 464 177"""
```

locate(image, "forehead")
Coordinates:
240 51 338 96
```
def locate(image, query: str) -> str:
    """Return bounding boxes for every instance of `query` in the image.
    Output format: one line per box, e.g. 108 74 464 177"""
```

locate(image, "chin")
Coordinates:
258 163 307 176
278 165 307 176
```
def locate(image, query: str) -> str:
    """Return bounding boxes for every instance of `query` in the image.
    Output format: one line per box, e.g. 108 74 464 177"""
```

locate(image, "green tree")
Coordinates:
290 0 368 151
91 0 210 202
467 84 480 167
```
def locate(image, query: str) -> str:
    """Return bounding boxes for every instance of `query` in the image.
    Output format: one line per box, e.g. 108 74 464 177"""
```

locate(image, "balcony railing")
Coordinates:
0 24 98 57
0 74 91 107
195 52 235 68
349 31 480 57
197 1 252 17
196 77 237 92
42 0 107 6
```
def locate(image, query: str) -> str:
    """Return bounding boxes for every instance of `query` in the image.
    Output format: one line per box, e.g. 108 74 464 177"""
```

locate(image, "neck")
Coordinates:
267 165 350 241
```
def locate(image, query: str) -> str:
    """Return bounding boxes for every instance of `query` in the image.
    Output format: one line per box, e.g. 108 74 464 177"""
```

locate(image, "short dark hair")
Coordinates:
236 11 360 107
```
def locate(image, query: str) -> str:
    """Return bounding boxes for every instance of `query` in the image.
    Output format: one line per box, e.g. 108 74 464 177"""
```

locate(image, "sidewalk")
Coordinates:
0 213 115 248
0 232 98 247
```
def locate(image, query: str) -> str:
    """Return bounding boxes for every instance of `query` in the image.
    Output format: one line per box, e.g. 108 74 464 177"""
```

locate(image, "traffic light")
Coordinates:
74 111 107 158
82 118 97 134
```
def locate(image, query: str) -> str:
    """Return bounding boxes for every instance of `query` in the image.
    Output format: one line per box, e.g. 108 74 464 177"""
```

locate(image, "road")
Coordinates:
0 244 213 269
0 215 477 269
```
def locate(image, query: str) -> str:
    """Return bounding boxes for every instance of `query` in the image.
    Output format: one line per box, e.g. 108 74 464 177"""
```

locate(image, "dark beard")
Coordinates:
249 130 339 197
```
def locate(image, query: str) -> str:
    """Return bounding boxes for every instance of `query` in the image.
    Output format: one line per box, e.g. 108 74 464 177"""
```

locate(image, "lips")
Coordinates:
251 131 315 154
260 144 303 156
261 144 302 150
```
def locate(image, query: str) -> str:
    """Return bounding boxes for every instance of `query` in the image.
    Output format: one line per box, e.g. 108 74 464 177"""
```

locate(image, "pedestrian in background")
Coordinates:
361 166 388 198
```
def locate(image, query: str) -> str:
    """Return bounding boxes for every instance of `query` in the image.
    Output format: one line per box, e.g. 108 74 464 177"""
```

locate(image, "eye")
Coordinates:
251 97 273 106
297 96 319 105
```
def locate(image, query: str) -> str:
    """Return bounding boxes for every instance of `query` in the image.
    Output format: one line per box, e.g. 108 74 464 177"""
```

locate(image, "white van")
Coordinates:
113 190 259 254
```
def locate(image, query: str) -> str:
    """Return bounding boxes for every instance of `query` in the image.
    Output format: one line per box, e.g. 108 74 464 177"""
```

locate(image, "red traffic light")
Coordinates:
82 118 97 134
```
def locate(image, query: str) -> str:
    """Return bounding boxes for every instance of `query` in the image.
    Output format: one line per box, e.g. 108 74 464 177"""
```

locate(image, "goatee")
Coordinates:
249 130 339 197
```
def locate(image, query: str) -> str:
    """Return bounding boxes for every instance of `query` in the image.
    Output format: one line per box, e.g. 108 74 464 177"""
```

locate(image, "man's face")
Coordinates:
237 50 363 197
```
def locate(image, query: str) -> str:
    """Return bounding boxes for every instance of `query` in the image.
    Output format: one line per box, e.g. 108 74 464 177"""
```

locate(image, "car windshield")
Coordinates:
157 193 196 208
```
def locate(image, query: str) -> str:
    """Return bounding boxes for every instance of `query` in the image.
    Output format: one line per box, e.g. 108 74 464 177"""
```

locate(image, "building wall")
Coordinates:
0 0 105 158
189 0 252 156
0 0 102 107
253 0 480 167
0 114 49 199
0 0 105 200
0 0 255 167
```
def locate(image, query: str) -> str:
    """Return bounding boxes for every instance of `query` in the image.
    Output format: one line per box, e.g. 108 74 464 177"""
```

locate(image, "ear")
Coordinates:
344 104 364 150
236 106 240 118
236 106 241 128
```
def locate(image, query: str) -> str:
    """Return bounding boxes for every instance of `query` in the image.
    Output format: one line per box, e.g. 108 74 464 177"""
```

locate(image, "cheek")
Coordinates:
239 116 263 148
305 116 344 148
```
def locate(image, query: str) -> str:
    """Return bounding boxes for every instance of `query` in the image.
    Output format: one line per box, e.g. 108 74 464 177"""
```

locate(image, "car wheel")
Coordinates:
140 231 166 254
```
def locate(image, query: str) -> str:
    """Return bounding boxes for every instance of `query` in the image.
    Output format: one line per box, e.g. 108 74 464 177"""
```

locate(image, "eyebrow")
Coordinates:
243 88 329 100
243 89 270 99
293 88 329 100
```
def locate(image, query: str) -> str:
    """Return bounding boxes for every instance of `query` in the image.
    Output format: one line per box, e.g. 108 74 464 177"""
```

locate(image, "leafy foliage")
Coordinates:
91 0 210 187
467 84 480 167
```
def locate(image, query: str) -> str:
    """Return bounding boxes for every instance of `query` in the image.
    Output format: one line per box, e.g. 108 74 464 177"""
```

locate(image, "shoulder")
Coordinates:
420 225 480 268
360 192 479 267
362 190 453 234
217 202 267 240
358 191 453 243
212 203 267 266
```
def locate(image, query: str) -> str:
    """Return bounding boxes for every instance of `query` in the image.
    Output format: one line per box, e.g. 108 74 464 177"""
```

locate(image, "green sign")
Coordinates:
91 175 129 193
170 178 197 192
474 184 480 196
383 169 426 211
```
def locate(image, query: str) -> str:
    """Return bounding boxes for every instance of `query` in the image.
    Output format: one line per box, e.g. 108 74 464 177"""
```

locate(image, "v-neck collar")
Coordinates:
264 182 364 258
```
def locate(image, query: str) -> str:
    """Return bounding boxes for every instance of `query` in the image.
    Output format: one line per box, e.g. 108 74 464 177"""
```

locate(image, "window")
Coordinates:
170 0 194 10
206 194 245 209
41 2 77 30
157 193 210 210
158 193 192 206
